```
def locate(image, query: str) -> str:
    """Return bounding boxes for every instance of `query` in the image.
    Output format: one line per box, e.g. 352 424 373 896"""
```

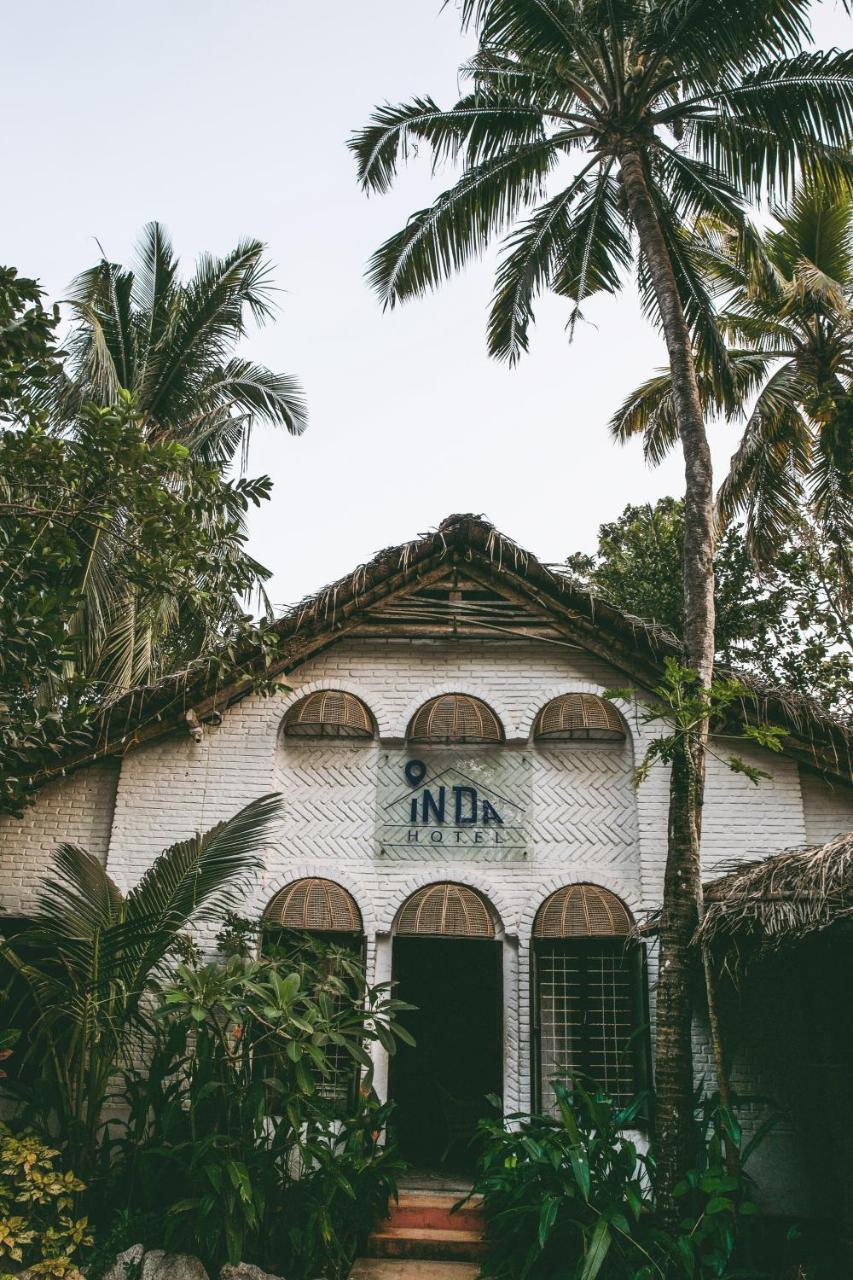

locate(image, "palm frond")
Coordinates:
487 158 600 362
367 138 559 306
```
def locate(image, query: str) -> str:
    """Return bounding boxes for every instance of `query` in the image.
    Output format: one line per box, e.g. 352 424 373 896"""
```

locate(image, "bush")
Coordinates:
102 932 411 1279
468 1087 771 1280
0 1127 92 1280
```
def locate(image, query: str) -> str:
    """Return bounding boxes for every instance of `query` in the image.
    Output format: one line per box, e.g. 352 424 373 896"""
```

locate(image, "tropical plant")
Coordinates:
611 179 853 600
0 393 285 814
53 223 306 463
470 1086 770 1280
567 499 852 716
106 933 411 1278
0 793 282 1176
350 0 853 1207
0 266 289 815
37 225 305 691
0 1126 92 1280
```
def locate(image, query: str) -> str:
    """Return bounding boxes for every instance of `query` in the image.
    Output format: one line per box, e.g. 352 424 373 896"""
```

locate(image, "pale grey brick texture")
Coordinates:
1 635 849 1212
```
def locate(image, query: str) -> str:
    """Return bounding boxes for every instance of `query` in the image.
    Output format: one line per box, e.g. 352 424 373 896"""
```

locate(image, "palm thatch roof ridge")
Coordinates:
697 831 853 950
27 512 853 789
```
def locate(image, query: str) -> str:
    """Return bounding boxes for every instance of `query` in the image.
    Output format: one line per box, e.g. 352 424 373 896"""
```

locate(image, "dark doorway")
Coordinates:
390 936 503 1174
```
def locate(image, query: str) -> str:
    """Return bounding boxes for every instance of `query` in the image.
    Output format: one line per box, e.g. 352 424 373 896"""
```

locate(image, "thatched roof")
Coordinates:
697 832 853 952
26 512 853 790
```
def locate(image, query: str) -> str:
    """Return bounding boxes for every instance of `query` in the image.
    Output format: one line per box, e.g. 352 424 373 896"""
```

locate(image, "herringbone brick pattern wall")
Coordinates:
2 634 850 1213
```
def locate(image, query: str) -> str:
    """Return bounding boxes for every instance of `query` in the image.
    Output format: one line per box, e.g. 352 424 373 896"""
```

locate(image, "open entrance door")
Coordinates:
390 935 503 1175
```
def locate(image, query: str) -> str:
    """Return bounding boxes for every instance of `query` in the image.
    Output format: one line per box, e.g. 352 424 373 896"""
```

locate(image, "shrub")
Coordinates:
104 933 411 1278
469 1087 771 1280
0 1127 92 1280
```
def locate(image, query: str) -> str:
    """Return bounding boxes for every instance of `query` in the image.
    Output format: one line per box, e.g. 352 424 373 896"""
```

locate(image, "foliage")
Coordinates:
32 224 307 691
611 179 853 595
53 222 306 462
470 1086 770 1280
350 1 852 368
0 267 61 419
608 658 787 789
0 1126 92 1280
0 261 297 815
0 793 281 1177
104 932 412 1279
567 499 852 717
0 390 287 813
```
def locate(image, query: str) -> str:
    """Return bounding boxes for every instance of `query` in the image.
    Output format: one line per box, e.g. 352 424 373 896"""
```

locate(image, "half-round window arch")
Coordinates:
534 693 626 742
263 878 363 933
395 882 497 938
408 693 503 745
283 690 375 739
534 883 633 938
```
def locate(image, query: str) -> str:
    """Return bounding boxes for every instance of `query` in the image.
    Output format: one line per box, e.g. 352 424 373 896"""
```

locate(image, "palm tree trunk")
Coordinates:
619 150 716 1219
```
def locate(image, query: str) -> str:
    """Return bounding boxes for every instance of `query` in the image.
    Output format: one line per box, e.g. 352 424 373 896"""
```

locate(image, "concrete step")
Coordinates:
384 1192 484 1234
349 1260 480 1279
367 1227 487 1263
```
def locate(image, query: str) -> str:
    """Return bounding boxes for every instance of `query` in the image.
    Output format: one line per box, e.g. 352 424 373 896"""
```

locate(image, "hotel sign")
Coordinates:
376 751 530 861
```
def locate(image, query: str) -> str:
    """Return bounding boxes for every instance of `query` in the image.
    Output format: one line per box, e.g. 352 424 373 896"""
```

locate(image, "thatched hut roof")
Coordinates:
25 512 853 791
697 832 853 952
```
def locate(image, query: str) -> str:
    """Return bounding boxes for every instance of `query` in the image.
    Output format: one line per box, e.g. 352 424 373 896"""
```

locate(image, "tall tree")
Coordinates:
567 498 852 716
41 225 307 690
350 0 853 1204
612 178 853 601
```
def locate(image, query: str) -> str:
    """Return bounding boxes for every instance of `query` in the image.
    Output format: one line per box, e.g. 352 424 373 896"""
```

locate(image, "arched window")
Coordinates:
262 878 363 1109
408 693 503 745
533 885 648 1114
283 690 374 739
395 882 497 938
534 693 626 742
263 877 362 934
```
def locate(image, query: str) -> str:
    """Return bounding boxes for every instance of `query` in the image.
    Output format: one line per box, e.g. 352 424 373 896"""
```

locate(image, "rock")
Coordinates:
220 1265 284 1280
101 1245 209 1280
142 1253 209 1280
103 1245 145 1280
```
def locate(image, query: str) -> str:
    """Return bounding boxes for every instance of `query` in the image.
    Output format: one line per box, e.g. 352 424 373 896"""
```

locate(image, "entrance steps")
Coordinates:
349 1262 479 1279
361 1190 486 1268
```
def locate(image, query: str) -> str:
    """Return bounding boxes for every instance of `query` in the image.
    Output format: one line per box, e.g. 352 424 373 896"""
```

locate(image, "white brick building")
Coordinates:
2 515 851 1203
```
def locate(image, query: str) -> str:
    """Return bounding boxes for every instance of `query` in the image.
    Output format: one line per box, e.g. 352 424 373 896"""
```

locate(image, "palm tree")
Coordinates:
612 178 853 602
56 223 307 464
49 224 307 691
1 792 282 1175
350 0 853 1204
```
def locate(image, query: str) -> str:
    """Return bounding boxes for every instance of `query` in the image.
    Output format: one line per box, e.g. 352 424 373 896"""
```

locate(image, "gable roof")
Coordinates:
30 513 853 790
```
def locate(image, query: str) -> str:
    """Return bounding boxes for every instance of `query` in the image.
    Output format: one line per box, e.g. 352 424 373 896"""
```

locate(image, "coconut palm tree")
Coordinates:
350 0 853 1203
1 792 282 1175
611 179 853 601
56 223 307 463
48 225 307 692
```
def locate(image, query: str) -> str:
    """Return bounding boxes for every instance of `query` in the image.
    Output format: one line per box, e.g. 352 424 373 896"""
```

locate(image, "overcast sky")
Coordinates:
3 1 850 606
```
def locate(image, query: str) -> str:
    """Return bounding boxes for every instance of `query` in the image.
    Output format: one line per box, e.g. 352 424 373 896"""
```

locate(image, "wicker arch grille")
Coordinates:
283 690 374 739
534 693 626 742
408 693 503 744
264 878 363 933
395 882 497 938
534 884 633 938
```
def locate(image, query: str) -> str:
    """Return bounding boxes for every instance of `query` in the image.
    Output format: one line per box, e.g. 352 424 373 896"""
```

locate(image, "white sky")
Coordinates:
2 1 850 607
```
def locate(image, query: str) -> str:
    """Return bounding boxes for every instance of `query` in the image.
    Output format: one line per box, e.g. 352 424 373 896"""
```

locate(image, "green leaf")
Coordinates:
578 1218 611 1280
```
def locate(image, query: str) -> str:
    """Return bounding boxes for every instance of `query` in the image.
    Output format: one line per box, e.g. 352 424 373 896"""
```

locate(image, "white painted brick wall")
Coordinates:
799 766 853 845
2 635 846 1213
0 761 120 914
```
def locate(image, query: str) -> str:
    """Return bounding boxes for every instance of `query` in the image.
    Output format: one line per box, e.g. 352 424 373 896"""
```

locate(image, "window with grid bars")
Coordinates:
535 940 645 1113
